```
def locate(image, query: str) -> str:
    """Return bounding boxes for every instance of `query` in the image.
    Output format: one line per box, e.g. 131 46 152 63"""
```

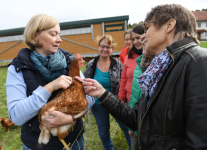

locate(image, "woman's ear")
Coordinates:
33 32 39 42
166 19 176 33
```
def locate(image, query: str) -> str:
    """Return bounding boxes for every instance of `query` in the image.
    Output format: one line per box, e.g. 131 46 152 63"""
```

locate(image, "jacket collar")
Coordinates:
94 55 117 67
166 38 197 63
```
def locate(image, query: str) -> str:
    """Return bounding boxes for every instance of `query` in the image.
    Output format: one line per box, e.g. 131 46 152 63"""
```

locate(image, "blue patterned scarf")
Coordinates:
137 49 172 106
30 50 67 82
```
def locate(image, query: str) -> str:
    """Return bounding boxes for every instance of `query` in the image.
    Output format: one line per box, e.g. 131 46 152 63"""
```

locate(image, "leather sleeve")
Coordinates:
99 91 138 130
185 54 207 149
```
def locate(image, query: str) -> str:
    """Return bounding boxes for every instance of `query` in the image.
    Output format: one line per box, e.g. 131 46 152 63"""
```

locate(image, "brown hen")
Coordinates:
0 117 15 132
38 58 88 150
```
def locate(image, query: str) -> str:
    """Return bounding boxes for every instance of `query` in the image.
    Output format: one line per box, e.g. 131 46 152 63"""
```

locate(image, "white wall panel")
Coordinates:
0 27 91 43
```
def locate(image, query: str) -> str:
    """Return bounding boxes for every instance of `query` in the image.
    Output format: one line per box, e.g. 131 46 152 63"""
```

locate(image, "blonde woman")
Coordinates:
5 14 94 150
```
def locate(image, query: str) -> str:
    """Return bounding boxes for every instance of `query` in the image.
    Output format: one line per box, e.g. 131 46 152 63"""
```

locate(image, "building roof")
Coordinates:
197 29 207 32
192 11 207 21
0 15 129 37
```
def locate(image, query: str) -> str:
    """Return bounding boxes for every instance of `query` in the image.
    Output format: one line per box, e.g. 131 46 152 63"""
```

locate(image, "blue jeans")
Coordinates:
92 103 131 150
22 135 84 150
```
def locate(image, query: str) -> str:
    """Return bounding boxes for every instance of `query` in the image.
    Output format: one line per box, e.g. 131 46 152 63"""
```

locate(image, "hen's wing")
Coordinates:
5 118 15 127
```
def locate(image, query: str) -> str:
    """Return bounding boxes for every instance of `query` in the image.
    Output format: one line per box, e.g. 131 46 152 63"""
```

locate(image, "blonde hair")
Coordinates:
23 14 59 50
95 35 117 47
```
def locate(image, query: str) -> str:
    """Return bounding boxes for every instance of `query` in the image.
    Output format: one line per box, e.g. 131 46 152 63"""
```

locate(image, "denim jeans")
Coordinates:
22 144 32 150
92 103 131 150
22 135 84 150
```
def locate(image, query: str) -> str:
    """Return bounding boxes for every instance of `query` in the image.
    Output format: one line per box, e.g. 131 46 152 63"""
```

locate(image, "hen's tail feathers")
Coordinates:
73 109 87 120
50 127 57 136
56 123 75 139
38 124 50 144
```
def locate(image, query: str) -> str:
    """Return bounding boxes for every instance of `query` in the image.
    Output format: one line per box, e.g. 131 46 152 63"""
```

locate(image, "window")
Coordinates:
198 22 201 27
206 22 207 27
104 24 125 32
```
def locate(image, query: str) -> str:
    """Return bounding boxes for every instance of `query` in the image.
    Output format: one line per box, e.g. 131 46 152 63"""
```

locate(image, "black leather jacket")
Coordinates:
98 38 207 150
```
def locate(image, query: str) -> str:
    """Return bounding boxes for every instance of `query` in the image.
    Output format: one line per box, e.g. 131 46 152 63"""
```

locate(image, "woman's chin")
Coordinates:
135 46 142 50
128 46 133 49
100 54 110 58
50 49 58 54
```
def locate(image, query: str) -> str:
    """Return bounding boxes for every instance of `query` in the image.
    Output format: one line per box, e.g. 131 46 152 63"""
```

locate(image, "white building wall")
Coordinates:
0 27 91 43
196 21 207 29
196 21 207 39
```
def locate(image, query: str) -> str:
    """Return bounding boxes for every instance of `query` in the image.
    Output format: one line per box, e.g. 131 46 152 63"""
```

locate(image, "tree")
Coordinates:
128 22 144 29
202 8 207 11
195 9 200 11
132 23 138 28
128 23 132 29
138 21 144 24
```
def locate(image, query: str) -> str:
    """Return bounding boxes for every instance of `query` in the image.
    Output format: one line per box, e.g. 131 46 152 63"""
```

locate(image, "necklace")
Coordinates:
100 62 109 70
98 59 111 70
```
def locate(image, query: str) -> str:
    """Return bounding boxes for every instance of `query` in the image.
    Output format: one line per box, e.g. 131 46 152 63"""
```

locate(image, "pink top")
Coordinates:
118 51 140 103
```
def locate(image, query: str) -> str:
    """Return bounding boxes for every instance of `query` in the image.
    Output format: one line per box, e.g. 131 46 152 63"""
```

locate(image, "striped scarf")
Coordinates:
30 50 67 82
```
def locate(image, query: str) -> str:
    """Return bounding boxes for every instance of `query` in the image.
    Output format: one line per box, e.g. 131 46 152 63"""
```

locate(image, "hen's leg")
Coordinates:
59 139 70 150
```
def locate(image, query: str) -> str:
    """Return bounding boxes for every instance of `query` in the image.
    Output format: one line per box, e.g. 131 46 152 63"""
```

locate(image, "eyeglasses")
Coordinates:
144 21 156 33
99 45 113 49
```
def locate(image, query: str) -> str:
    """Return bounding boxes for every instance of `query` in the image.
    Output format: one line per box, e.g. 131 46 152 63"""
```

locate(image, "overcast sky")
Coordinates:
0 0 206 31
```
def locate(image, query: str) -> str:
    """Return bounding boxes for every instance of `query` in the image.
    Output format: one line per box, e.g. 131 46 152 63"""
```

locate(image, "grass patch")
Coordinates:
0 63 130 150
0 67 22 150
199 41 207 48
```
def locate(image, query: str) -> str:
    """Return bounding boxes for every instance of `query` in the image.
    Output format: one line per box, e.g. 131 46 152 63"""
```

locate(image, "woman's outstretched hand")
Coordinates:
44 75 73 94
75 76 106 98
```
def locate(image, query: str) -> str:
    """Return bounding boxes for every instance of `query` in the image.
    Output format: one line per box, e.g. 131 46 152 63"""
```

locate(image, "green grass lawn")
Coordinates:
0 63 129 150
199 41 207 48
0 67 22 150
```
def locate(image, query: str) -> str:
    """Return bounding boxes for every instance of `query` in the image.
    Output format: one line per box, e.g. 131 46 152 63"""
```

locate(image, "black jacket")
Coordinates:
10 48 83 150
98 38 207 150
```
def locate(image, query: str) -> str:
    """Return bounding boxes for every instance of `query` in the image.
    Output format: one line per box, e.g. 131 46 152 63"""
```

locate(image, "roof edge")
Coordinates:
0 15 129 36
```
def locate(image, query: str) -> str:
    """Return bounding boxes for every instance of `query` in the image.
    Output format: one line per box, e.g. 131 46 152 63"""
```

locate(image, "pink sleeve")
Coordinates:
118 57 128 103
120 47 129 65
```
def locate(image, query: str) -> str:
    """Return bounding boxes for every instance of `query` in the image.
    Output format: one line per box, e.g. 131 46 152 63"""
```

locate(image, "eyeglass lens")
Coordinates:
100 45 112 49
